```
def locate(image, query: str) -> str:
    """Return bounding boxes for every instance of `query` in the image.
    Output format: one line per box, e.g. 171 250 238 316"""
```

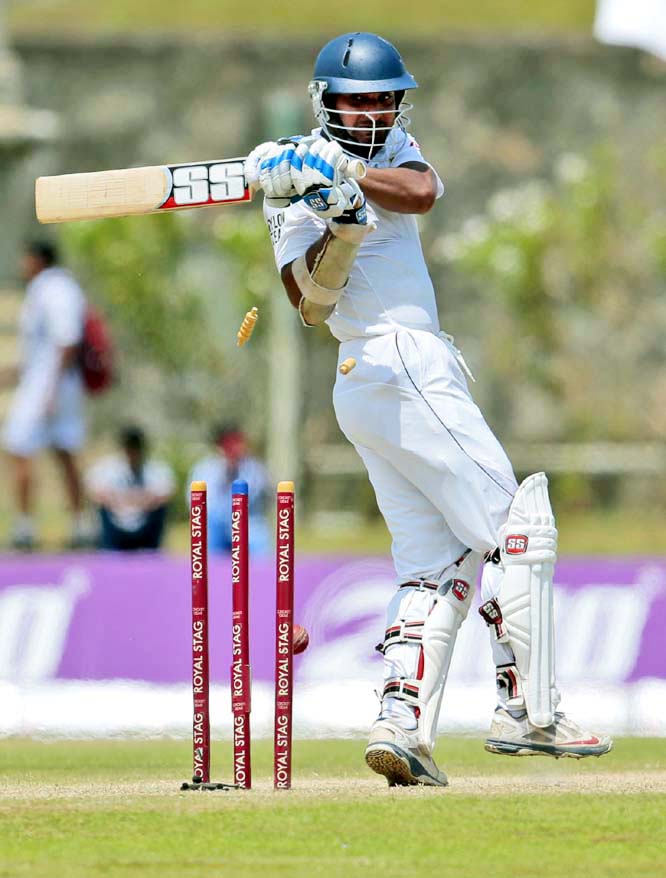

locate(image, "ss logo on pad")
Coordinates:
505 534 528 554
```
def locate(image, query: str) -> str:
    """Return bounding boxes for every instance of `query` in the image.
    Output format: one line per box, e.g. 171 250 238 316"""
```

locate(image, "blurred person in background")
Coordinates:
1 241 91 550
85 425 174 551
188 424 270 554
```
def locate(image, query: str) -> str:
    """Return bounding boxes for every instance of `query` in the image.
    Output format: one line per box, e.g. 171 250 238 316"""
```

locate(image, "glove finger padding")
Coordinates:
291 138 347 195
259 142 300 199
245 141 279 188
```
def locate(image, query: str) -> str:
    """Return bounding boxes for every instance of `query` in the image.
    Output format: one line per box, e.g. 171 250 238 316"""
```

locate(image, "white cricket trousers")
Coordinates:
333 328 518 583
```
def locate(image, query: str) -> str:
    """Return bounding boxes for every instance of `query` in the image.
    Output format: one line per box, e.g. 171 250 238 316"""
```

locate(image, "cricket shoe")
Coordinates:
365 719 448 787
485 708 613 759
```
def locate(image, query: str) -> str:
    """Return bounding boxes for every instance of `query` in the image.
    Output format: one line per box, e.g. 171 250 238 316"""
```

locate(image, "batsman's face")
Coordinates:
333 92 397 145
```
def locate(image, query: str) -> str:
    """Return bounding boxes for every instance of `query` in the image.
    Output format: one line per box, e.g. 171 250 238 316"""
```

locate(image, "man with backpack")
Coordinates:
2 241 93 550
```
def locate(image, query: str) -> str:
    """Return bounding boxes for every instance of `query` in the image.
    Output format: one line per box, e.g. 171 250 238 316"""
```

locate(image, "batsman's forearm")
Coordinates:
281 230 337 325
281 231 333 310
282 222 370 325
360 166 437 214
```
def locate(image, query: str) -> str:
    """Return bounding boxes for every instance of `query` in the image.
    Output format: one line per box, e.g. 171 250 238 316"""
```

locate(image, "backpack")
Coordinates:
79 307 114 393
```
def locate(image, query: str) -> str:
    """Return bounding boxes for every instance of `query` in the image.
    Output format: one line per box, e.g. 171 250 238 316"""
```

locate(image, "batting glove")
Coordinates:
332 180 373 226
245 141 276 188
291 138 348 197
301 179 366 220
245 140 301 207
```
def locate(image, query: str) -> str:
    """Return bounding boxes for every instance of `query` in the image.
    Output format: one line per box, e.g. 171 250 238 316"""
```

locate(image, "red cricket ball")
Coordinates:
293 624 310 655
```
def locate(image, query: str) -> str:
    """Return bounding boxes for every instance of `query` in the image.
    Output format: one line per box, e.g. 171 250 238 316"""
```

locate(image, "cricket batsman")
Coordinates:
246 32 612 786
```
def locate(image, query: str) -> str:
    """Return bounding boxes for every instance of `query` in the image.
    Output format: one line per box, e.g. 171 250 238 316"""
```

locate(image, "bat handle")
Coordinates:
345 159 367 181
248 156 367 201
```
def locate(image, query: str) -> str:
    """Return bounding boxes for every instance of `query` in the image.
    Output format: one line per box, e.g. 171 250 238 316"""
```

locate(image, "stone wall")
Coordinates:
11 35 664 247
5 36 665 474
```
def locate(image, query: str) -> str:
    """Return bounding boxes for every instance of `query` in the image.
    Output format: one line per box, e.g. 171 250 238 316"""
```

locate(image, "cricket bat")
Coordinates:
35 156 366 224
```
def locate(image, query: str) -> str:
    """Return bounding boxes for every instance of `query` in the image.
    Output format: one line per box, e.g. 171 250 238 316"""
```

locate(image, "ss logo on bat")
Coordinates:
171 161 247 205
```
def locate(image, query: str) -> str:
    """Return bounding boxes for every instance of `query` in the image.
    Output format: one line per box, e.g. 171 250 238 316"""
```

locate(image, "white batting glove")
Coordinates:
302 179 366 221
259 141 302 204
245 142 276 189
246 140 303 206
291 138 348 196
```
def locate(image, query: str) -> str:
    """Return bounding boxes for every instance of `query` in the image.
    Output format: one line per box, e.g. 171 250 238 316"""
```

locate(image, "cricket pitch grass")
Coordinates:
1 737 665 878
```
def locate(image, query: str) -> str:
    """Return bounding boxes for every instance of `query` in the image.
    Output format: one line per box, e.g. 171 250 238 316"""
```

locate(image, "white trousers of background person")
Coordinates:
2 367 85 457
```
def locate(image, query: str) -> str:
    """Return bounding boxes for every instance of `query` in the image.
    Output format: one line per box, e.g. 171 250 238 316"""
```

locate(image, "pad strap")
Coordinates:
380 619 424 653
383 677 420 707
375 580 437 652
398 579 439 592
496 663 525 708
478 598 509 643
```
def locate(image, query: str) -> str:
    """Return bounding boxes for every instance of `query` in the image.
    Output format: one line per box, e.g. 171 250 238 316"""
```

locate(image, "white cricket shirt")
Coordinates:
264 128 444 342
19 267 86 378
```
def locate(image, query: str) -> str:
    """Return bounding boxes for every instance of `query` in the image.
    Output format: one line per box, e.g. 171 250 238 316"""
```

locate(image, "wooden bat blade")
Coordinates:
36 166 170 223
36 158 252 224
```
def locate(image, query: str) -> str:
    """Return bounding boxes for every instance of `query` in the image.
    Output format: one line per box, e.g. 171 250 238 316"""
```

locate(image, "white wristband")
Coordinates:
327 218 375 244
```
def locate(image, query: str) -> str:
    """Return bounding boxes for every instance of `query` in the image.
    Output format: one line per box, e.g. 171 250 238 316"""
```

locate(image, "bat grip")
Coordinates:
345 159 367 181
248 157 366 203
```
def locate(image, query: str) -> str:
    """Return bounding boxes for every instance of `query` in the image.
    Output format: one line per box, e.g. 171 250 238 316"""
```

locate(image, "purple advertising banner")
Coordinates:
0 554 664 687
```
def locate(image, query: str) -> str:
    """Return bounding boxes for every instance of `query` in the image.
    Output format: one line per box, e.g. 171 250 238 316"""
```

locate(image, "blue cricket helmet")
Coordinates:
312 32 418 94
309 33 418 158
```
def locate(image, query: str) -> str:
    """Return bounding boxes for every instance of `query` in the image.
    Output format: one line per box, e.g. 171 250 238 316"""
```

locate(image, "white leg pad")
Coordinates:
380 552 481 751
496 473 559 727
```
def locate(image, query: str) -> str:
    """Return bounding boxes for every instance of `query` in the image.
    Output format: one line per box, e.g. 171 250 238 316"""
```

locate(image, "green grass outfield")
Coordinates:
10 0 597 36
1 737 665 878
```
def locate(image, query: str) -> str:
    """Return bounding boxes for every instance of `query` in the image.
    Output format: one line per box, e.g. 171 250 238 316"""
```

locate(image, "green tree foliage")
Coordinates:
434 148 666 442
62 212 218 374
61 207 278 440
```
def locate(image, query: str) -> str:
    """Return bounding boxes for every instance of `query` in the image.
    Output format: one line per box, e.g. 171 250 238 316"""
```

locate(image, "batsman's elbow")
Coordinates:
413 177 439 214
411 168 439 214
412 190 437 214
280 262 304 310
280 262 334 326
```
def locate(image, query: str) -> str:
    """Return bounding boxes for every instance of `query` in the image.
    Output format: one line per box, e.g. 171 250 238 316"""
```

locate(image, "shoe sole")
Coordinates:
485 738 613 759
365 743 448 787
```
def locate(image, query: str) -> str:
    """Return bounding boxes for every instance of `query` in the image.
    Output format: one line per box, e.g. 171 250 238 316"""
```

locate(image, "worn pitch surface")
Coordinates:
1 738 664 877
